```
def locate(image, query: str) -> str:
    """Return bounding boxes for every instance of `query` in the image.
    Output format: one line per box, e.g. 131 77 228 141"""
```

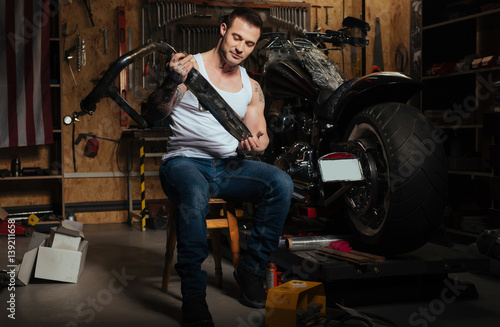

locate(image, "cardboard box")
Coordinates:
15 221 88 285
15 232 48 286
34 239 88 283
50 220 84 251
0 206 8 221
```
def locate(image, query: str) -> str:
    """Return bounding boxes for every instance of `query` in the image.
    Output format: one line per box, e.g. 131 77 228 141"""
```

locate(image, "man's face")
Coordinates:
219 17 260 66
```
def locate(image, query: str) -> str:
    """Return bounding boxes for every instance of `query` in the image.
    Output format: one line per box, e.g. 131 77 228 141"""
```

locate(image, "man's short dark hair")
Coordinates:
226 7 263 32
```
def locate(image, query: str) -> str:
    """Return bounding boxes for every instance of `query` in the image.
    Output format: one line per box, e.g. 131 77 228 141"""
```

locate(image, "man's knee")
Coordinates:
272 168 294 197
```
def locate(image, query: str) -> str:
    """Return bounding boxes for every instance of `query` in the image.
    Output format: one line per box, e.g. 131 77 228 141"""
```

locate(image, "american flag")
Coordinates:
0 0 53 148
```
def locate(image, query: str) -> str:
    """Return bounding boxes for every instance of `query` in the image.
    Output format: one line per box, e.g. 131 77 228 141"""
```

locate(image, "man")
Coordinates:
145 8 294 327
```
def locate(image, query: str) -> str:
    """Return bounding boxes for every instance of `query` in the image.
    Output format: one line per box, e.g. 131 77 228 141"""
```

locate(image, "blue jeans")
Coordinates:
159 156 294 301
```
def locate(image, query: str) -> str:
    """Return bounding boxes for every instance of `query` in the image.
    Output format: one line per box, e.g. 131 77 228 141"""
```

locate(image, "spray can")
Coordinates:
265 262 277 289
11 158 21 177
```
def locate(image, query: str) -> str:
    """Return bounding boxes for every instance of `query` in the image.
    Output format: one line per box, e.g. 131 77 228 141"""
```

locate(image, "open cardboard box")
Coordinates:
15 232 48 286
0 206 8 221
34 238 88 283
15 220 88 285
50 220 85 251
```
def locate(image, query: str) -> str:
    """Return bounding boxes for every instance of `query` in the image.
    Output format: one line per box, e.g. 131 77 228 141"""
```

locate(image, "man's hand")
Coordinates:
240 131 264 154
168 53 195 85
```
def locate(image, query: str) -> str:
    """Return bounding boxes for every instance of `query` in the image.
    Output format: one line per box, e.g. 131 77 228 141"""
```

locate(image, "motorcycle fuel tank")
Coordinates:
264 60 319 100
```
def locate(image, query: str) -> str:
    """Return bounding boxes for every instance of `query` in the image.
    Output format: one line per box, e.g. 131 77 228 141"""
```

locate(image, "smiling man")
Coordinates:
145 8 294 327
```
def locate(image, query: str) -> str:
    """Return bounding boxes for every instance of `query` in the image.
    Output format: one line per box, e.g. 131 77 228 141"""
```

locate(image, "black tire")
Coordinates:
342 102 448 254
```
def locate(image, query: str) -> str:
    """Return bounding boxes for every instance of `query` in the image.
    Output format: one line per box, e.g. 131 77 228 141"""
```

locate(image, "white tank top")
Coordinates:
163 53 253 160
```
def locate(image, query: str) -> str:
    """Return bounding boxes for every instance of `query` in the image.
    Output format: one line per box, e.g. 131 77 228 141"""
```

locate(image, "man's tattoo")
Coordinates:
172 86 186 107
217 46 237 72
254 82 264 103
146 83 186 121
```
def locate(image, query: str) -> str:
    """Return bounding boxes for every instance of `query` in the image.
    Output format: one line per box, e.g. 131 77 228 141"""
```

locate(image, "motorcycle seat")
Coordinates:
317 78 357 120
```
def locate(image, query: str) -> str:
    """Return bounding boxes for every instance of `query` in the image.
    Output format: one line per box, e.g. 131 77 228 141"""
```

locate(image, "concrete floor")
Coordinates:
2 222 500 327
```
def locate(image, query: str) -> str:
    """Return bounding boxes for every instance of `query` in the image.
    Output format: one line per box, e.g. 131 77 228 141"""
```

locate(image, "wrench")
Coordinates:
191 26 196 53
170 27 175 49
297 8 301 33
293 8 299 32
161 2 165 27
302 8 308 33
81 38 86 67
156 2 161 30
181 26 186 52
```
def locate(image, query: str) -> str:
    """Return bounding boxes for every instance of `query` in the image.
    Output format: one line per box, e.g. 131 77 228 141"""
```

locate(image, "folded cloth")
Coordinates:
326 240 352 253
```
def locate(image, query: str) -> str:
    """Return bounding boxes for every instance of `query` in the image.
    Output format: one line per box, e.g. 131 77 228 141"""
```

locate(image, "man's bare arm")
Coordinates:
146 81 187 122
240 79 269 153
144 53 194 122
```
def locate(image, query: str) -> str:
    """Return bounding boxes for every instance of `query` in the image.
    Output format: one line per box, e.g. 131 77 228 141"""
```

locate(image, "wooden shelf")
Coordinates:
423 7 500 30
445 228 480 238
0 175 63 181
433 124 483 129
448 170 494 177
422 65 500 80
421 1 499 241
0 6 66 217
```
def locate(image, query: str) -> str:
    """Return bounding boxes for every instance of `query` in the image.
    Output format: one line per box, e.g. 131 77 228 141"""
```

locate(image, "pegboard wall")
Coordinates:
139 1 311 91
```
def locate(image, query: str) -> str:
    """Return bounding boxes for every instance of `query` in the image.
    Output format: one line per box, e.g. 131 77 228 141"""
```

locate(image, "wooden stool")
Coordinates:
161 198 241 292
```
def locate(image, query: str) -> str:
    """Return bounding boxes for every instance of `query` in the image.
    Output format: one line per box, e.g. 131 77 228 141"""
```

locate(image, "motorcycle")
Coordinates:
256 18 448 254
80 17 447 255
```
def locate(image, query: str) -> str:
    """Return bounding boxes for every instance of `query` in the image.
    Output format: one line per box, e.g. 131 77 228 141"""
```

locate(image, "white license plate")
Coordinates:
318 155 364 182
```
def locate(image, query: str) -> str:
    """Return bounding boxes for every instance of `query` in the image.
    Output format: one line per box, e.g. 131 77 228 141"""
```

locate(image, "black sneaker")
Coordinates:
182 295 214 327
233 266 267 309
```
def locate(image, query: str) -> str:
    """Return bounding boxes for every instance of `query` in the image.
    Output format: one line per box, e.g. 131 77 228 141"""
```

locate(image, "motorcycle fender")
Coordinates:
318 152 364 182
321 72 422 126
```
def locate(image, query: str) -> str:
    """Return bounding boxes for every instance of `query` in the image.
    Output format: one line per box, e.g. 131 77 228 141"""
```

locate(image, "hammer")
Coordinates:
324 6 333 26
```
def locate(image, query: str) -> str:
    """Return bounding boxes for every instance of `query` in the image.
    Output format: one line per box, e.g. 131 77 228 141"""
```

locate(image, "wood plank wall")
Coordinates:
1 0 411 224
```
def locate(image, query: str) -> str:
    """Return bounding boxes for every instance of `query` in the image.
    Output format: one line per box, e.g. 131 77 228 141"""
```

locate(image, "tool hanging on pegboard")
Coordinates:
312 5 321 32
269 5 308 35
324 6 333 26
99 28 108 54
62 23 78 86
80 0 95 27
372 17 384 72
76 33 82 72
141 1 198 91
118 6 128 126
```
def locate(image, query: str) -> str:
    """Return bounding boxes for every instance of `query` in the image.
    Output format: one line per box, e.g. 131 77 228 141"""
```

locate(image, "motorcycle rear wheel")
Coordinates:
342 102 448 255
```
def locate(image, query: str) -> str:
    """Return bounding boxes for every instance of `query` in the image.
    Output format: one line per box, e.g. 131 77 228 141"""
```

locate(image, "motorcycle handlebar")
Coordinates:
346 36 370 47
80 41 176 128
259 31 368 50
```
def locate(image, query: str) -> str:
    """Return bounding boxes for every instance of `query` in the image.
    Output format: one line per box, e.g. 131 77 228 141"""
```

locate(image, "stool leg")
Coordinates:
162 209 177 292
211 229 223 288
226 209 240 268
